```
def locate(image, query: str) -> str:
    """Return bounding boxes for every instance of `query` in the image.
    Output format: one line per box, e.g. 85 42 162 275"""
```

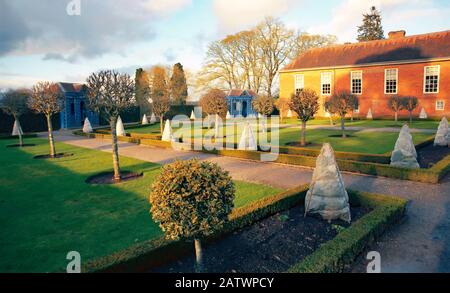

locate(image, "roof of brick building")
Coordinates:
282 30 450 71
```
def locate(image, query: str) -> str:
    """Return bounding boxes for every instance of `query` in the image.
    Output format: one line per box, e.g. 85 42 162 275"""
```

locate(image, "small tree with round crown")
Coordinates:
149 159 235 272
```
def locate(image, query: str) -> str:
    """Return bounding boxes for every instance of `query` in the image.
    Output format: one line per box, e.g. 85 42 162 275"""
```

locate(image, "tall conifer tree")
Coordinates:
357 6 385 42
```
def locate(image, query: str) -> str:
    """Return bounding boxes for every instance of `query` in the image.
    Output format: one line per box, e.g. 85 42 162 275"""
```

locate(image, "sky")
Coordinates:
0 0 449 90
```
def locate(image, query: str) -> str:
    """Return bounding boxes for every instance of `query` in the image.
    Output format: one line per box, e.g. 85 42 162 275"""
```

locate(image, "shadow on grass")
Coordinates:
0 138 162 273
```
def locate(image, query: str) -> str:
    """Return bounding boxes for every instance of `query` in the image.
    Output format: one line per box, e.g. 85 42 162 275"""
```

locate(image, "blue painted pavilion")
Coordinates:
58 82 99 129
226 89 257 118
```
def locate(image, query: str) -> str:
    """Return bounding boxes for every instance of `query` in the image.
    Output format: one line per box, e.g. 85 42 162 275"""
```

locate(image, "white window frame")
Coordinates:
423 65 440 94
321 72 332 96
436 100 445 111
384 68 398 95
294 74 304 95
350 71 363 95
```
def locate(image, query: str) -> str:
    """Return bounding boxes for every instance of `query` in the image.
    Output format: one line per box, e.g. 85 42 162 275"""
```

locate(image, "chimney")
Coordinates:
388 30 406 39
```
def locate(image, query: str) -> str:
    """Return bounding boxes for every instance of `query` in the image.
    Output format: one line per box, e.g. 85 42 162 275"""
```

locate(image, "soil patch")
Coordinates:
86 171 143 185
6 144 36 148
418 144 450 168
152 205 370 273
33 153 74 160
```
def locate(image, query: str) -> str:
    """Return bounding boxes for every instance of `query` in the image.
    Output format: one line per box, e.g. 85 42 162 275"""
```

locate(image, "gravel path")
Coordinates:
48 131 450 273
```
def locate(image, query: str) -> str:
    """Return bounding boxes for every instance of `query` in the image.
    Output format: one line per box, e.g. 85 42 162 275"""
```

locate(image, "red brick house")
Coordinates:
279 30 450 119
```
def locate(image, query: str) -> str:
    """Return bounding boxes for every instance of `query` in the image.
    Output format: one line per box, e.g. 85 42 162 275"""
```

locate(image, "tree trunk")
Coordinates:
194 238 204 273
160 116 164 134
409 111 413 124
351 111 354 122
300 121 307 147
341 116 346 138
394 111 398 122
110 118 121 181
46 114 56 158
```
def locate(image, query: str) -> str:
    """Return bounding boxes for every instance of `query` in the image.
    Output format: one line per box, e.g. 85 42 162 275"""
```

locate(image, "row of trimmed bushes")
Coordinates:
80 185 406 273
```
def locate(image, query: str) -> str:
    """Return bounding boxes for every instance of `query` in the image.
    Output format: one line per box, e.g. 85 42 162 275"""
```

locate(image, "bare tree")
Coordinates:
0 89 30 146
256 17 295 98
86 70 135 181
289 89 320 146
291 32 337 60
324 91 359 138
388 96 404 122
152 95 171 134
275 97 290 123
252 95 274 116
402 96 418 124
200 89 228 137
28 82 63 157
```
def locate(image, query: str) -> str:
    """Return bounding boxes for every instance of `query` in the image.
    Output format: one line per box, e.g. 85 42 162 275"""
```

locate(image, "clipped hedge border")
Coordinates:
288 190 407 273
81 186 406 274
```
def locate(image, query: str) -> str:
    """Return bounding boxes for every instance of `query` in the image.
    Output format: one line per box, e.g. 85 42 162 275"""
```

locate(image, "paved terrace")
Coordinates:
46 131 450 273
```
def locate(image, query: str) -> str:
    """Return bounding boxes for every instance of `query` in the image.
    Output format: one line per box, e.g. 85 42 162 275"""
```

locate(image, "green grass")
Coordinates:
277 128 432 154
0 138 282 272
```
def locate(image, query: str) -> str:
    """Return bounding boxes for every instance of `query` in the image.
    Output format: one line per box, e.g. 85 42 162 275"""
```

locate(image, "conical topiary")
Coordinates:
434 117 449 147
238 122 257 151
83 117 93 133
161 120 174 142
190 110 196 120
305 143 351 223
142 114 149 125
12 119 23 136
150 113 157 124
116 116 126 137
419 108 428 119
390 124 420 169
366 108 373 119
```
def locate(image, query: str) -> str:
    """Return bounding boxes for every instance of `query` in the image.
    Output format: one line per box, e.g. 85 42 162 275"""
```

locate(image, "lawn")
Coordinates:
0 138 282 272
124 122 432 154
281 117 445 129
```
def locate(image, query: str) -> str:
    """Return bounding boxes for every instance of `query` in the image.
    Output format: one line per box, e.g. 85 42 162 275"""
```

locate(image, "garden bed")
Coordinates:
418 144 450 169
153 205 370 273
82 187 406 273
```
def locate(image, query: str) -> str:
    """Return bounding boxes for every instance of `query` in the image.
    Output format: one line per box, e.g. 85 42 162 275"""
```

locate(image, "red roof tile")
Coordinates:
282 30 450 71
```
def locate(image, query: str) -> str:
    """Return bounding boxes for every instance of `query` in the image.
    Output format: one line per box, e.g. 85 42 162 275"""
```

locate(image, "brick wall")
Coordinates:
279 60 450 119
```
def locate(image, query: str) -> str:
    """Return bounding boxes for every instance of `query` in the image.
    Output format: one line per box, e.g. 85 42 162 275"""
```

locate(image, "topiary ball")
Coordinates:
149 159 235 240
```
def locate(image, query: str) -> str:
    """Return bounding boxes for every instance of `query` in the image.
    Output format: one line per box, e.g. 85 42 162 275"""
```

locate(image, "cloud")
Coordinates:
308 0 450 42
142 0 192 16
0 0 191 62
213 0 302 33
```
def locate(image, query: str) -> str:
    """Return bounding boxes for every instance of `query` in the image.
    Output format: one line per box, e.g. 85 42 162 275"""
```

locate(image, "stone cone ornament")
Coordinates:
366 108 373 119
287 110 293 118
190 110 196 120
150 113 157 124
214 114 222 138
390 125 420 169
142 114 149 125
12 119 23 136
82 118 93 133
238 122 257 151
419 108 428 119
434 117 449 147
305 143 351 223
161 120 174 142
226 111 231 119
116 116 126 137
260 120 267 134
